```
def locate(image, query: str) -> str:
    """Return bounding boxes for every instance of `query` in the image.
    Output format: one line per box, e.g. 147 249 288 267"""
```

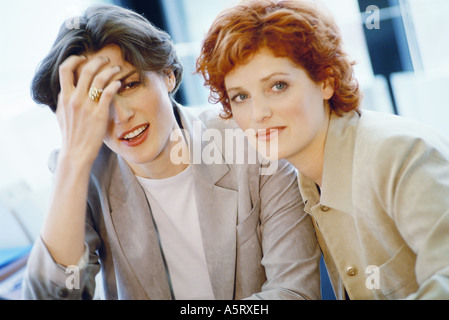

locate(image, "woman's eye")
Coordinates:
272 81 287 91
231 93 249 104
119 81 140 94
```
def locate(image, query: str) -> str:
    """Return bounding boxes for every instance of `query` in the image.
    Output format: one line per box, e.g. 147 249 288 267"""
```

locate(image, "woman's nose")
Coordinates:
251 97 273 123
109 98 134 124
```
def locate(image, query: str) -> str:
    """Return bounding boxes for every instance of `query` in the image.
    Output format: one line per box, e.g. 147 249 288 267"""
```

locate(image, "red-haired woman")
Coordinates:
197 0 449 299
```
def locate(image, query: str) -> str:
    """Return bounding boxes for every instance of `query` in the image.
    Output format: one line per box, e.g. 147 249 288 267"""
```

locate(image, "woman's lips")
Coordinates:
256 127 285 141
119 123 150 147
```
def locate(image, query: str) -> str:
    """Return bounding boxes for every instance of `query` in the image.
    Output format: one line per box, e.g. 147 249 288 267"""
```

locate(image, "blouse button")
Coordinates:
320 205 330 212
345 265 358 276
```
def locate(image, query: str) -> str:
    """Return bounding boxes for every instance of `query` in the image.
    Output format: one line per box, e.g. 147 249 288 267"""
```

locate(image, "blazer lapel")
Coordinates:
192 162 238 300
108 155 172 299
178 106 239 300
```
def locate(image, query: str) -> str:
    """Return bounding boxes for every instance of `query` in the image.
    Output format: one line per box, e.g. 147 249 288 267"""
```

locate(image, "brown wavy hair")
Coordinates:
31 4 183 112
196 0 361 118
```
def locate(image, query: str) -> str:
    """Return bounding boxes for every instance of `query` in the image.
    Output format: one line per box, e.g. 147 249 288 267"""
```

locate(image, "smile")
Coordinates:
122 124 149 140
256 127 285 141
119 123 150 146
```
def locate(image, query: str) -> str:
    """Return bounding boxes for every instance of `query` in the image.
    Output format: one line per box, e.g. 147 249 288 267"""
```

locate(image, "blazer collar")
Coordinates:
108 105 238 299
299 110 360 215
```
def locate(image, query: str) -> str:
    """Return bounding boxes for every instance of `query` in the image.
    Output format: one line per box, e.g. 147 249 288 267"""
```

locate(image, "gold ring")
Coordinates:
89 86 103 102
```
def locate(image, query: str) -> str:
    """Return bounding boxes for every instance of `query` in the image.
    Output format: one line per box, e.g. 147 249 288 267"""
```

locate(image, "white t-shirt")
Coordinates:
136 165 215 300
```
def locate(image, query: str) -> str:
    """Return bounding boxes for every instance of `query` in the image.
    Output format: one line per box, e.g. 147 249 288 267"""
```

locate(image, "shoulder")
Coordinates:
179 104 250 160
91 144 116 179
176 104 241 134
195 104 240 131
356 110 449 158
352 110 449 189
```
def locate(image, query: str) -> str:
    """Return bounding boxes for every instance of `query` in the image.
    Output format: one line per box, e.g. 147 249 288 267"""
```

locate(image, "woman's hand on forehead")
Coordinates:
56 54 122 166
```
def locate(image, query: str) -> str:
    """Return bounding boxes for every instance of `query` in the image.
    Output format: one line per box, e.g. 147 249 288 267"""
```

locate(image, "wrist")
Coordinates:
56 148 97 171
53 151 95 184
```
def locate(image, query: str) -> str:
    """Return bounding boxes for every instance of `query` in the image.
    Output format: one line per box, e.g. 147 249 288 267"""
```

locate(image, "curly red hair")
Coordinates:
196 0 361 118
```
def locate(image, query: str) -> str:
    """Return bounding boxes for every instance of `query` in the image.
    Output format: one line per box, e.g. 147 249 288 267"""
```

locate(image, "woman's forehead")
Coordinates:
75 45 141 79
86 45 129 66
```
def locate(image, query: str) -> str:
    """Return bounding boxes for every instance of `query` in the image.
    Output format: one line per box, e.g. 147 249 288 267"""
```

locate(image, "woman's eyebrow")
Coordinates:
226 86 244 94
118 69 138 82
260 72 290 83
226 72 290 93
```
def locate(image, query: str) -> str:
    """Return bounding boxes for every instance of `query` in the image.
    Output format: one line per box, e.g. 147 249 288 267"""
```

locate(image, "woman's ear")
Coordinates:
322 77 335 100
165 70 176 93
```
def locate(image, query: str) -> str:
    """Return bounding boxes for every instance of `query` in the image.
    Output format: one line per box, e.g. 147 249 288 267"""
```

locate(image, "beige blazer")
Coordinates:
298 109 449 299
22 105 321 300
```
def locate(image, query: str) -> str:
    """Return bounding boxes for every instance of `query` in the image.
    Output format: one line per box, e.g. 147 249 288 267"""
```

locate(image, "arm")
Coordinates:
42 55 120 266
21 211 101 300
374 135 449 299
22 55 121 299
248 160 321 300
396 143 449 300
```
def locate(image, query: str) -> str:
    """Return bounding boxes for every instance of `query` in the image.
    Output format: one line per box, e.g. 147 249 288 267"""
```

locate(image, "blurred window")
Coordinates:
0 0 110 249
400 0 449 76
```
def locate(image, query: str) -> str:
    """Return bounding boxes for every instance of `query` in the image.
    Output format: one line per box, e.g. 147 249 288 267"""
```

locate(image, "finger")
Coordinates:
75 56 110 95
59 55 87 94
96 80 122 115
88 65 122 103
